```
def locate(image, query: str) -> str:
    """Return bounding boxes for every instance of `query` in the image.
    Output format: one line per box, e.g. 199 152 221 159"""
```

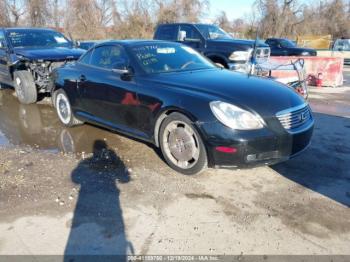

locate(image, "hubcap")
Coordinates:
56 93 71 124
163 121 200 169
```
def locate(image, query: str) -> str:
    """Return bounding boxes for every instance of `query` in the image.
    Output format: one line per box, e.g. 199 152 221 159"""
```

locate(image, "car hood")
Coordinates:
146 69 305 118
14 47 86 61
207 39 269 51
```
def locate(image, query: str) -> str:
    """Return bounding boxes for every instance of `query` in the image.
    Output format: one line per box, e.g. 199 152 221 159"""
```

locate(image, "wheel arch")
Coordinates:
206 54 229 68
50 70 67 107
9 61 29 80
153 107 199 147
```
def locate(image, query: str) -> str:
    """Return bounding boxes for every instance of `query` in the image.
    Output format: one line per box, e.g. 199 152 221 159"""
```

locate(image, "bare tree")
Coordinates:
2 0 348 41
155 0 209 24
111 0 153 39
0 0 11 26
26 0 50 26
5 0 26 26
51 0 61 29
214 11 232 32
64 0 108 40
253 0 304 38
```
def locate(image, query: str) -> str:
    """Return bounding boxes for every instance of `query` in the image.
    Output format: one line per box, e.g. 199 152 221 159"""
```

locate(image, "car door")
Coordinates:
77 45 140 133
0 30 11 85
178 25 205 52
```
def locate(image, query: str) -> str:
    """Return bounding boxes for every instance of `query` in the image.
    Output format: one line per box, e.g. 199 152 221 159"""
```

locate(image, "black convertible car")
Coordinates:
51 40 314 175
265 38 317 56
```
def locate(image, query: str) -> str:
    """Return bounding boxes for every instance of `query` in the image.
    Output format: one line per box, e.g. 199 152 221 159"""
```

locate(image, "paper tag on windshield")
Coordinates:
54 36 68 43
157 48 175 54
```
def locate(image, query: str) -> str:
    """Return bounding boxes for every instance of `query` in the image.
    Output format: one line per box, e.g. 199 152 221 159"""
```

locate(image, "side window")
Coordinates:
155 26 178 41
79 49 93 64
179 25 202 41
267 39 277 47
90 45 129 70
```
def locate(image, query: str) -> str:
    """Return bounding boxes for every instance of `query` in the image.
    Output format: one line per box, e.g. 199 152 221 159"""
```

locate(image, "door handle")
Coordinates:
79 75 86 82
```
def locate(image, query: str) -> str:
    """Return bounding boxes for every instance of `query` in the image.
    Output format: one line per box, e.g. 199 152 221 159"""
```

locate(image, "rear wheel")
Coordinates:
13 71 37 104
54 90 83 127
159 113 207 175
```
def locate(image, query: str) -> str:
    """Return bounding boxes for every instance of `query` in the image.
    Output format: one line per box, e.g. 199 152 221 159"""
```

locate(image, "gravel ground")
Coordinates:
0 81 349 257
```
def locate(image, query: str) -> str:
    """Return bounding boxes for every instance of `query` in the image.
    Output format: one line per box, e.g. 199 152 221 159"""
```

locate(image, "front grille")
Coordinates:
255 47 270 62
276 104 312 130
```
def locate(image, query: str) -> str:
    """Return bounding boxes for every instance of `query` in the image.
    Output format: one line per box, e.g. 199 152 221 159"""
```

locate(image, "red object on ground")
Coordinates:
269 56 344 87
316 73 323 88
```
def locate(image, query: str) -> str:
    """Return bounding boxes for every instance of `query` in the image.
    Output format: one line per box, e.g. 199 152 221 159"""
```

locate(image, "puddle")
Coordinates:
0 90 129 156
0 130 10 146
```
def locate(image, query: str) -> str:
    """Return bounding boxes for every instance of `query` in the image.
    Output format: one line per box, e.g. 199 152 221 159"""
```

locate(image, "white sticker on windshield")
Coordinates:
54 36 68 43
156 48 175 54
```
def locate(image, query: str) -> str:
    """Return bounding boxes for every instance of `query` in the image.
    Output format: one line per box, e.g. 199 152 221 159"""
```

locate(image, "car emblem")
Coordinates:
300 112 307 122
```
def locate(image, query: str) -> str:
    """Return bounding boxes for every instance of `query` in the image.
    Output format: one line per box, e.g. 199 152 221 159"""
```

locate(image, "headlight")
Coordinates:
229 49 252 61
210 101 265 130
301 51 309 56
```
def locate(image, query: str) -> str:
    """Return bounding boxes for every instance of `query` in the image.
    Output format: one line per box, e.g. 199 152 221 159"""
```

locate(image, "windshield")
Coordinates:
196 25 232 40
279 39 297 48
131 43 215 74
7 30 72 48
334 39 350 51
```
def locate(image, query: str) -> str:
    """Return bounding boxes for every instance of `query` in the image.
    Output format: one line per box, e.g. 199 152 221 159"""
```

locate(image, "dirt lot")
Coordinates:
0 73 349 257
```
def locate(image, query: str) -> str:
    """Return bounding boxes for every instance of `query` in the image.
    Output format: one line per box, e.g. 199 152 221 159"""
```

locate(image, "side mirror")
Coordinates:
73 40 80 48
0 40 5 49
112 66 133 81
179 30 187 42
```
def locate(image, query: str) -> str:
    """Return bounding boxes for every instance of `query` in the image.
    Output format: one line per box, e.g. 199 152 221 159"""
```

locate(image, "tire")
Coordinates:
209 57 228 69
13 71 37 104
54 89 83 127
159 112 208 175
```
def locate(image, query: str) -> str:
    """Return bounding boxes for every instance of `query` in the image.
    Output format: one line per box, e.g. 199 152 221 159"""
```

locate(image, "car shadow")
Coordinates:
64 140 134 261
272 112 350 207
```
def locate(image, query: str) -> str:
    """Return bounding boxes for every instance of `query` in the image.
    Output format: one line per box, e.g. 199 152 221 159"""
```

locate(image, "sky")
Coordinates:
207 0 310 21
207 0 256 21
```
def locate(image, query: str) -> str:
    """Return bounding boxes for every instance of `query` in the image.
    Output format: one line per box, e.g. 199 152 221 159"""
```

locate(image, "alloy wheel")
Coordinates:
56 93 72 125
162 120 200 169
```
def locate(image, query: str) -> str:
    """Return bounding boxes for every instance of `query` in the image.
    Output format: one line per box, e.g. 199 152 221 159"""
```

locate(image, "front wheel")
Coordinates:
159 113 208 175
54 90 83 127
13 71 37 104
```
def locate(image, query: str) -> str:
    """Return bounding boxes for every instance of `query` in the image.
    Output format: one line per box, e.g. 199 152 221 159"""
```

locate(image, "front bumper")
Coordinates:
199 118 314 169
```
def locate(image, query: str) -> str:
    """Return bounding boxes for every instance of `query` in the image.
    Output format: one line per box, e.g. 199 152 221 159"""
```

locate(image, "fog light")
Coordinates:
215 146 237 154
247 154 257 161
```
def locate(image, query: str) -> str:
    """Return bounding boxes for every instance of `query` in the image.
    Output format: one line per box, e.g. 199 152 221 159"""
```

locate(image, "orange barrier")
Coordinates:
269 56 344 87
